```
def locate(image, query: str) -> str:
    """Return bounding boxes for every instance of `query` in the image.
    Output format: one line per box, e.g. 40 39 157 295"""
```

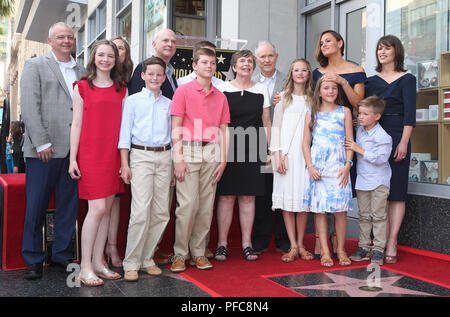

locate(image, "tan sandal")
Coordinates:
320 254 334 267
337 251 351 266
281 248 299 263
298 247 314 261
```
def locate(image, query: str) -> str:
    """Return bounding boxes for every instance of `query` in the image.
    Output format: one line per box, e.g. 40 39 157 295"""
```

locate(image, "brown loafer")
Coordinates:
190 256 213 270
124 270 138 282
140 265 162 276
170 255 186 273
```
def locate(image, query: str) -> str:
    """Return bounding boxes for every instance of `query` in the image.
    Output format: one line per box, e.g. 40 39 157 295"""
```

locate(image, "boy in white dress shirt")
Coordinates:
118 57 173 281
345 96 393 266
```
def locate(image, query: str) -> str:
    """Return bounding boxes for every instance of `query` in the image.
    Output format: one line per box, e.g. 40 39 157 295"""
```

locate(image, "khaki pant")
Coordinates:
123 148 172 271
173 143 220 257
356 185 389 253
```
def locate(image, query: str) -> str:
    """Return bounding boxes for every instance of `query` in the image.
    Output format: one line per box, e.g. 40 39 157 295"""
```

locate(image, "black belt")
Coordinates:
384 113 403 116
182 140 214 147
131 143 171 151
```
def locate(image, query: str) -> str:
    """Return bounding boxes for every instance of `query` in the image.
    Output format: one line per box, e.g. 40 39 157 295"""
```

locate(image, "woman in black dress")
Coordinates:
215 50 271 262
366 35 416 264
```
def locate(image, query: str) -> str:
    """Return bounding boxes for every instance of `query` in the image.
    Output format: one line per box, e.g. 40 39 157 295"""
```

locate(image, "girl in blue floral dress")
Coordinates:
302 78 354 267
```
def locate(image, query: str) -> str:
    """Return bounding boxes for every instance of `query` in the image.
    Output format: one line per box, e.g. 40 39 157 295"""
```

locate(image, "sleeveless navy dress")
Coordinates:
365 73 416 201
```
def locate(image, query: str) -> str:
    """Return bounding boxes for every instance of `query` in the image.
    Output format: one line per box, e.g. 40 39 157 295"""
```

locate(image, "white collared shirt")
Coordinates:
355 123 393 191
37 51 77 153
259 70 278 99
50 50 77 98
118 87 172 150
177 71 224 88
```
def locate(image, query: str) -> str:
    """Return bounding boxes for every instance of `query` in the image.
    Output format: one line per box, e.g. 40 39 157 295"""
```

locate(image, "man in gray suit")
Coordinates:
251 41 290 254
21 22 85 280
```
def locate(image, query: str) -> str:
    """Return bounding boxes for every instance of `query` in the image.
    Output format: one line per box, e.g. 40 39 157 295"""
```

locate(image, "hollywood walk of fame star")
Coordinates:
292 271 437 297
217 54 226 64
222 66 234 81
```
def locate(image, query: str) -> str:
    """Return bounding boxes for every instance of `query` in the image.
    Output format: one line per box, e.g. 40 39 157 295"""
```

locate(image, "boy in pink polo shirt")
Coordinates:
170 48 230 272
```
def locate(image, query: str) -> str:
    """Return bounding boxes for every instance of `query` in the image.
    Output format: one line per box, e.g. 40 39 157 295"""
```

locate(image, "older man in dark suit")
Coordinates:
128 28 178 98
251 41 290 255
20 22 85 280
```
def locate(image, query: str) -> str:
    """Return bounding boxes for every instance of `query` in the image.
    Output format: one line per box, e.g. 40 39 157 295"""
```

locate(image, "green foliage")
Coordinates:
0 0 15 18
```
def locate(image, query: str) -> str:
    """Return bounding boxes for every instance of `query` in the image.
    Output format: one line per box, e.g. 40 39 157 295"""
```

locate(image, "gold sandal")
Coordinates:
320 254 334 267
281 248 299 263
337 251 351 266
298 247 314 261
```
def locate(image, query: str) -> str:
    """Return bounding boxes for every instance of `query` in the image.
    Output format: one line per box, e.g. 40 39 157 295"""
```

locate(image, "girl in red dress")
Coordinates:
69 40 127 286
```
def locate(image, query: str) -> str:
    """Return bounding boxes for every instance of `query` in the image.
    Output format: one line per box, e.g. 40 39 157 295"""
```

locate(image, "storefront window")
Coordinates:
87 1 107 59
385 0 449 77
306 0 318 5
116 0 132 41
305 7 331 70
143 0 167 58
76 26 85 66
386 0 450 186
173 0 206 37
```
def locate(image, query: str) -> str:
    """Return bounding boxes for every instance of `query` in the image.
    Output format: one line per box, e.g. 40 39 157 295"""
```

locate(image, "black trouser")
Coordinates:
251 173 289 251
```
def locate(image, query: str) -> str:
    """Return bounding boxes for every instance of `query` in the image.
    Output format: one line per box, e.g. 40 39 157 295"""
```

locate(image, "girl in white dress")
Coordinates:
270 59 314 262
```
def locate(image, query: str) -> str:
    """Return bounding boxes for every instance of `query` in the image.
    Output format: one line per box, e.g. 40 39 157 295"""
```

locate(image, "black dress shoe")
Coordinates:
50 260 72 272
24 263 43 280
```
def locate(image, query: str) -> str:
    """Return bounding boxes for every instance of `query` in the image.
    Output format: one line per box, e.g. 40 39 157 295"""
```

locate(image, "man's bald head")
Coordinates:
152 28 177 64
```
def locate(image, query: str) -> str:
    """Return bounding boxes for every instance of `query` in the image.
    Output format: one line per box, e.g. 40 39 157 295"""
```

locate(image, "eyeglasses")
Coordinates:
54 35 75 41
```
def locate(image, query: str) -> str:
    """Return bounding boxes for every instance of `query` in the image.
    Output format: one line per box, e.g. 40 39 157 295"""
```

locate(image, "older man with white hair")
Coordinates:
251 41 290 255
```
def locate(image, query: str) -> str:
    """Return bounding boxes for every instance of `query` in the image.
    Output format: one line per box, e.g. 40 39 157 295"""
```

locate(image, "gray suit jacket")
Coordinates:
20 52 85 158
252 69 286 120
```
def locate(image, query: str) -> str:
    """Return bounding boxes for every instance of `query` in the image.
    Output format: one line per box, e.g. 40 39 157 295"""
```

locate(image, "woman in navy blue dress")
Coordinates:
366 35 416 264
312 30 366 259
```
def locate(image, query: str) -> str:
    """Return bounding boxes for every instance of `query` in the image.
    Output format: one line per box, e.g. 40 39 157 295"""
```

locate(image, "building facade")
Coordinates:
9 0 450 253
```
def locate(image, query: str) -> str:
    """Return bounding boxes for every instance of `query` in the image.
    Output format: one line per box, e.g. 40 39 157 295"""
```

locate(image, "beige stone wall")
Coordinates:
8 32 49 121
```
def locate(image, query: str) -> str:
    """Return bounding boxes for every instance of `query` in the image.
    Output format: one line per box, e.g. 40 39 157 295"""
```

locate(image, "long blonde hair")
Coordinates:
281 58 314 109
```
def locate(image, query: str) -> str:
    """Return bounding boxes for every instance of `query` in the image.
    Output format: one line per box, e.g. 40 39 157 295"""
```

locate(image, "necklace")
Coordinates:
93 79 113 87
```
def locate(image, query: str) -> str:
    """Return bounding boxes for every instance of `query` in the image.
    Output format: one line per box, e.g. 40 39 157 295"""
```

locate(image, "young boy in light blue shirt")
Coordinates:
345 96 393 265
118 57 173 281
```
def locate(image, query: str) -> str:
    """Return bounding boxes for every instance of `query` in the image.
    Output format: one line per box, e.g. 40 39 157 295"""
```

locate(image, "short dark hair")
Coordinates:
193 40 216 54
142 56 166 73
358 95 386 115
230 49 256 70
193 47 216 63
375 35 407 73
316 30 345 67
